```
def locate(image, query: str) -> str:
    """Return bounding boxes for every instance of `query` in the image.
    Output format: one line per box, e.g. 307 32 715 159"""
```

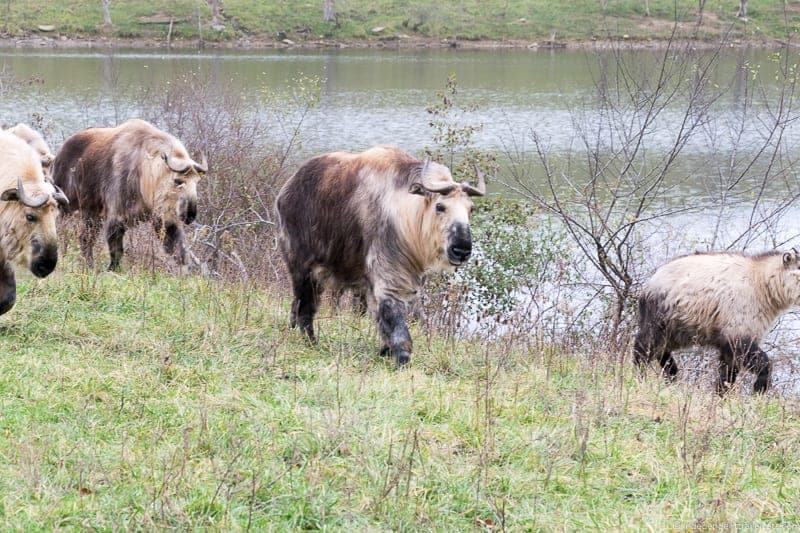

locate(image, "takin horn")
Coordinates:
51 183 69 207
408 158 459 196
161 152 192 174
461 163 487 197
2 177 50 208
192 151 208 175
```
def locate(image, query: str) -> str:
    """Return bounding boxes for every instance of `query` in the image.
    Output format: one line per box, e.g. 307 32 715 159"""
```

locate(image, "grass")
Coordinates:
0 0 798 45
0 252 798 529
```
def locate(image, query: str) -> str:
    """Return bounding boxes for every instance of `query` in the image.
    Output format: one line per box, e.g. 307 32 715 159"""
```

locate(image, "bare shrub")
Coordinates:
115 72 321 285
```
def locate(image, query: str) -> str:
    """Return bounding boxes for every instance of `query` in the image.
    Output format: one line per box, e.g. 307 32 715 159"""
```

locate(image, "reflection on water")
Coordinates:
0 46 794 157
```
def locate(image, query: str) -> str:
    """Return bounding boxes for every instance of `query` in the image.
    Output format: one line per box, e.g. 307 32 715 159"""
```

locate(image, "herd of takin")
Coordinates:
2 119 800 394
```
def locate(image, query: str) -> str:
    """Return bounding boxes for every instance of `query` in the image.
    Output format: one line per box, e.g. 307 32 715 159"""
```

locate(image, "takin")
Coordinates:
276 145 485 365
633 250 800 394
5 123 55 177
0 131 68 315
52 119 206 270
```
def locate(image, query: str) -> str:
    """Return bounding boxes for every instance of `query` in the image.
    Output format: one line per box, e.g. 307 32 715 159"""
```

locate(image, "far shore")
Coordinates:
0 33 790 52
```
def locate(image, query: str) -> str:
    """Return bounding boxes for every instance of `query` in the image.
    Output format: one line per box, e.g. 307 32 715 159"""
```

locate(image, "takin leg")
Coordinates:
291 270 322 342
632 331 653 372
79 215 101 267
377 296 412 366
329 284 345 312
106 218 127 271
162 223 187 266
0 261 16 316
633 326 677 380
742 344 771 394
658 351 679 381
351 287 368 316
716 341 741 396
633 294 681 381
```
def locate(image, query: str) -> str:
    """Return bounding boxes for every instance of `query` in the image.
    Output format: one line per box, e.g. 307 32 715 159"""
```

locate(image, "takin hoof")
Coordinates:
379 346 411 366
662 372 679 383
395 350 411 367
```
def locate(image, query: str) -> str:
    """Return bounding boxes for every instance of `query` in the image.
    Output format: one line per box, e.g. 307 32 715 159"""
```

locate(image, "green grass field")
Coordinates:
0 253 798 529
1 0 797 44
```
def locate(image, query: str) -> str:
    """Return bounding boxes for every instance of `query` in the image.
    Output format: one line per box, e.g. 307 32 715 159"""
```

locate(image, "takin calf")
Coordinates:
0 131 67 315
633 250 800 394
52 119 206 270
276 145 485 365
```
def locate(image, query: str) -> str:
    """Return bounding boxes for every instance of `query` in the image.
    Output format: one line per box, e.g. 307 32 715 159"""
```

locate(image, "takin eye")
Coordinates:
25 213 37 223
174 179 185 187
435 203 446 213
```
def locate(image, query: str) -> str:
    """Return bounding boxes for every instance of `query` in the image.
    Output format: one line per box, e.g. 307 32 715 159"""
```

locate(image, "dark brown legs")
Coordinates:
106 218 126 271
290 269 323 342
377 297 412 366
717 338 771 395
0 261 16 316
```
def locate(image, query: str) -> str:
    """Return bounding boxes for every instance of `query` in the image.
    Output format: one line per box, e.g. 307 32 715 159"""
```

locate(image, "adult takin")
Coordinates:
52 119 206 270
276 145 485 365
633 250 800 394
0 131 68 315
5 123 55 177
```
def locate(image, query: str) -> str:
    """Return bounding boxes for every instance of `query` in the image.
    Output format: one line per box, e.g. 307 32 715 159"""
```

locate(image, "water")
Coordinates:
0 46 794 155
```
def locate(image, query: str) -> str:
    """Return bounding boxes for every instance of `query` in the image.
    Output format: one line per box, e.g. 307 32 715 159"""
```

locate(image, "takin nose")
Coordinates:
30 242 58 278
448 242 472 265
448 224 473 265
181 200 197 225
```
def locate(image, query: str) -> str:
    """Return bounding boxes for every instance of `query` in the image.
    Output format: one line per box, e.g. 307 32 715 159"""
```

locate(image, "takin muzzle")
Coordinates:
179 196 198 225
447 223 473 265
29 238 58 278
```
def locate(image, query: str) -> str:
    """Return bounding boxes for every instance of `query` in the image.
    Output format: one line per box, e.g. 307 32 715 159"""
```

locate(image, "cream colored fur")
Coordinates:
0 131 59 266
110 119 201 225
6 123 54 172
643 251 800 342
356 146 474 302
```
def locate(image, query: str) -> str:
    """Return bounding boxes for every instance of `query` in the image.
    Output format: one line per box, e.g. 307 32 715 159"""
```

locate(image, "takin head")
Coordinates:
776 248 800 306
407 160 486 270
141 141 207 227
0 177 68 278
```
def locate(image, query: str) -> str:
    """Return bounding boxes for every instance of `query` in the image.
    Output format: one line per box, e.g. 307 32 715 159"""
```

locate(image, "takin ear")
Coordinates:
408 183 428 196
783 252 796 267
0 188 19 202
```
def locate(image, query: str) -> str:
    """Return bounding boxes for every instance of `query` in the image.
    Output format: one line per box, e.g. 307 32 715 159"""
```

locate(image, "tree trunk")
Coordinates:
697 0 707 25
737 0 747 19
643 0 650 17
101 0 112 27
207 0 222 27
323 0 336 23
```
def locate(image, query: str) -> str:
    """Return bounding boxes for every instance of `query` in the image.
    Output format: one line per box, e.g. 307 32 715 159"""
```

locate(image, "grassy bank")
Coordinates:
0 254 798 529
0 0 797 47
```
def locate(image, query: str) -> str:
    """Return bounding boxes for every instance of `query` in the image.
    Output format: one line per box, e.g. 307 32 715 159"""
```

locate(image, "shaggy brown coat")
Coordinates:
276 145 484 365
52 119 206 270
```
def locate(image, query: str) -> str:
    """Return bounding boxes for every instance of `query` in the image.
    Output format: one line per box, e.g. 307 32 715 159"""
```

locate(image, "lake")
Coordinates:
0 46 792 155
